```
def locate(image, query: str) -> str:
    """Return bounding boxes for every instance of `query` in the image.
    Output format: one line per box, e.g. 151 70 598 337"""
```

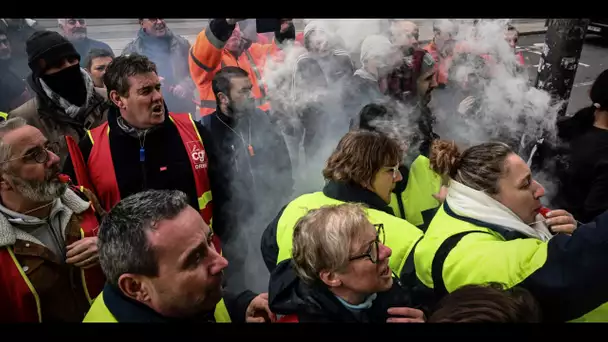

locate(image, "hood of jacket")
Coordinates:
0 188 91 248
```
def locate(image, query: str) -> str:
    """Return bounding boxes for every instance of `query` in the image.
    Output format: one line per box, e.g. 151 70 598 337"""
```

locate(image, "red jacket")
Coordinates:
0 187 104 322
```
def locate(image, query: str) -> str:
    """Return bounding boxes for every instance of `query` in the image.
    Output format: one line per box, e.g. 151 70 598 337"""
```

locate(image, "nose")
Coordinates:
152 88 163 102
533 180 545 199
46 150 60 168
209 248 229 275
430 75 439 89
394 169 403 182
379 242 392 261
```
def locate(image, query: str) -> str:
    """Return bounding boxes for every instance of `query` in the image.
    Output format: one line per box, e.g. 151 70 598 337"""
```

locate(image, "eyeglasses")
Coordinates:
1 142 59 165
349 223 385 264
67 19 86 25
386 164 400 179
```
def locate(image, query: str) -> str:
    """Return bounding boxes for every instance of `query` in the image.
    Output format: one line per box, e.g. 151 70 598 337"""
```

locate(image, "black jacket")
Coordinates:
268 259 415 323
551 107 608 223
200 108 293 241
101 283 257 323
62 105 206 224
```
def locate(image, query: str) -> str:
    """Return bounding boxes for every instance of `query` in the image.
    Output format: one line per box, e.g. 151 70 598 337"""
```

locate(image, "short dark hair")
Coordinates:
98 189 191 286
212 66 249 106
84 48 114 70
353 102 396 131
507 24 519 35
428 283 542 323
323 130 403 187
103 53 157 97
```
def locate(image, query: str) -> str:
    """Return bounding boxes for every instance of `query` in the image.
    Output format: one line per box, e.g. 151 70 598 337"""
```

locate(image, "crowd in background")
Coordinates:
1 17 608 323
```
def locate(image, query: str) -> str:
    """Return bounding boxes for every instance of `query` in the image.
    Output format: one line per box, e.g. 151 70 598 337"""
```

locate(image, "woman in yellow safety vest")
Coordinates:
261 130 424 300
415 139 608 322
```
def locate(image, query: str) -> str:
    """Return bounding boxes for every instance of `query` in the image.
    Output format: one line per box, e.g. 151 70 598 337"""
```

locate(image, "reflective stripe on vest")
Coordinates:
275 192 423 275
0 111 8 121
84 291 232 322
245 50 268 101
402 155 442 229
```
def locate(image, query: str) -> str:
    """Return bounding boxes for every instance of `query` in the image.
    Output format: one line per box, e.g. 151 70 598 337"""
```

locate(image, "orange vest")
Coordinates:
0 193 104 322
65 113 219 253
424 42 451 86
190 28 278 117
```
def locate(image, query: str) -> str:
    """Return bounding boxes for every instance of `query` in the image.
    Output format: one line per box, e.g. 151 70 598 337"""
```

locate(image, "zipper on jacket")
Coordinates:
139 130 149 190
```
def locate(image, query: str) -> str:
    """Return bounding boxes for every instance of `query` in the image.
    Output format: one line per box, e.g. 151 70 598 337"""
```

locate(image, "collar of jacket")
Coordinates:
102 283 217 323
323 180 394 216
0 188 91 248
108 102 169 138
27 73 107 127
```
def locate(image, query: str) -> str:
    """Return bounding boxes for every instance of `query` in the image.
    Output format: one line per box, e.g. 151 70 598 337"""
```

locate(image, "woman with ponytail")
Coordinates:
414 139 608 322
553 68 608 223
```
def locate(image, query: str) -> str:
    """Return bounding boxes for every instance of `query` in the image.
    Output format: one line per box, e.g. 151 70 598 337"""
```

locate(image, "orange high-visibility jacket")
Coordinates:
189 26 281 117
424 42 452 86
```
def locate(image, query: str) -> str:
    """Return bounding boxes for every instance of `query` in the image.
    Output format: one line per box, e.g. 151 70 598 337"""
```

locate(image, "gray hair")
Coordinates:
0 117 28 172
292 203 371 284
98 189 190 286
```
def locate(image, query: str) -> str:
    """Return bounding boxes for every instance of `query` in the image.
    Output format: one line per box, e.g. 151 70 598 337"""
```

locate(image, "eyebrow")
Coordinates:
518 173 532 186
138 83 161 93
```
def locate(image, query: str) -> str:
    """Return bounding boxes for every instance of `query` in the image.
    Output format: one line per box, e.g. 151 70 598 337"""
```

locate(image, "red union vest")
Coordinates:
0 193 104 322
65 113 219 252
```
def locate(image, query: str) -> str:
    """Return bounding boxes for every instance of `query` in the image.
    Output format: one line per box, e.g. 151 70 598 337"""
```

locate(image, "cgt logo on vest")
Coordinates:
187 141 208 170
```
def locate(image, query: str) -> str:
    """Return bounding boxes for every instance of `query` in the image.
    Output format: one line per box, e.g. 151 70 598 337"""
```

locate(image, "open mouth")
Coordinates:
151 104 163 115
380 265 390 277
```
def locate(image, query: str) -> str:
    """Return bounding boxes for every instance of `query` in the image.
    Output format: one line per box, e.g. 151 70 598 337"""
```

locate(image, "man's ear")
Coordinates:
109 90 126 109
319 270 342 288
217 92 228 106
117 274 151 304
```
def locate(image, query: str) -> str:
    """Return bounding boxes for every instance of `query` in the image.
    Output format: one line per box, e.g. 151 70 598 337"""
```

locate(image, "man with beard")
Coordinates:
0 26 32 113
122 19 195 114
62 54 222 254
8 30 109 168
57 19 113 68
0 19 39 79
0 118 105 322
83 189 275 323
200 67 293 294
384 50 444 230
189 18 295 118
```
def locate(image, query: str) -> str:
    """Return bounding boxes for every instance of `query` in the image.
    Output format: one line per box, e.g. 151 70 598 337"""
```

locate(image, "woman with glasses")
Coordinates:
269 203 425 322
415 139 608 322
261 130 425 305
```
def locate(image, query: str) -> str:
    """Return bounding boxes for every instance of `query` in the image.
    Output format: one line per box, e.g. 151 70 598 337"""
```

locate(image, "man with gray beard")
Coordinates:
0 117 105 322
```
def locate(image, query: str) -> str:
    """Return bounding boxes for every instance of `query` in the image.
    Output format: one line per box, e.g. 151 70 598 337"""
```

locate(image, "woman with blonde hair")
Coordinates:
269 203 425 323
414 139 608 322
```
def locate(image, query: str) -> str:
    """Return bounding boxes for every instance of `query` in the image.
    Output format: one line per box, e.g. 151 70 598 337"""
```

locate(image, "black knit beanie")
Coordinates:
26 30 80 76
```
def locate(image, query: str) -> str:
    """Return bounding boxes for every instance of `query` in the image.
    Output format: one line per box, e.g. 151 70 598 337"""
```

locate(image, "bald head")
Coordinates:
390 20 419 49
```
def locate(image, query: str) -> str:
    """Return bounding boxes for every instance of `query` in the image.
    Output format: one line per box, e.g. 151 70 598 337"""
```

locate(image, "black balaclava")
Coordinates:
40 63 87 106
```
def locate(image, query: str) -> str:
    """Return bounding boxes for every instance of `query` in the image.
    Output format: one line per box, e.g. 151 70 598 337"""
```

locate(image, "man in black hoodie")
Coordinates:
200 66 293 294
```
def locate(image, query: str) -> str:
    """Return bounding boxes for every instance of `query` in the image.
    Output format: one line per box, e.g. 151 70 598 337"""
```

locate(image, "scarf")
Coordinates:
446 180 553 242
39 67 95 119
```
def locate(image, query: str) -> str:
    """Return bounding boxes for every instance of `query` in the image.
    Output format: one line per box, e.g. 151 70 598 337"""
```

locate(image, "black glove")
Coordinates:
275 21 296 44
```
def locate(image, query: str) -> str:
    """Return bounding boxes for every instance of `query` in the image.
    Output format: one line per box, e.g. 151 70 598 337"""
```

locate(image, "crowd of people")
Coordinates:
1 17 608 323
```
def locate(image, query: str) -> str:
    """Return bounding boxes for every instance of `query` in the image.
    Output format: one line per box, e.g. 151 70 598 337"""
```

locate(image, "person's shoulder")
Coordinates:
8 96 37 120
171 32 191 47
